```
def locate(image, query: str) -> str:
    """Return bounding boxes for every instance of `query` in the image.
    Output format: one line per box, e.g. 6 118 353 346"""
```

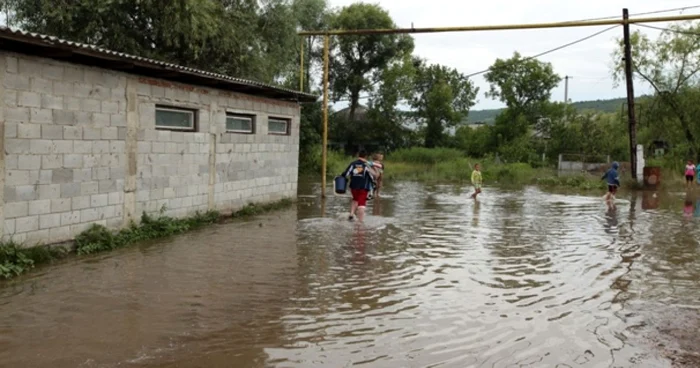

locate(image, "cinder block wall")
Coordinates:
0 52 300 245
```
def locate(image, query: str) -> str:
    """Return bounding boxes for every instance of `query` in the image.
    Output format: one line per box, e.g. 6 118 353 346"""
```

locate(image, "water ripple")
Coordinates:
0 185 698 367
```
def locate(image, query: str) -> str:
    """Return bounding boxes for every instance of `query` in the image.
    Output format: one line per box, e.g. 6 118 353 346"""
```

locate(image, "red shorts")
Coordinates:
351 189 369 207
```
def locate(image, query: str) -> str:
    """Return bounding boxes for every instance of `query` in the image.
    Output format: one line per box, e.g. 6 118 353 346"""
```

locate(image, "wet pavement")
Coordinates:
0 181 699 367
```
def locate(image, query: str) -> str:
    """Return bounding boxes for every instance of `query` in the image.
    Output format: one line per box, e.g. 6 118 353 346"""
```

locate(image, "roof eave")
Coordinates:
0 27 319 104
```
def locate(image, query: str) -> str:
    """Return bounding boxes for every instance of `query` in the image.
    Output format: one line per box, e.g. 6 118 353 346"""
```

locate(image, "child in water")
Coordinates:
685 160 696 190
339 150 377 222
470 163 482 199
602 162 620 208
370 153 385 198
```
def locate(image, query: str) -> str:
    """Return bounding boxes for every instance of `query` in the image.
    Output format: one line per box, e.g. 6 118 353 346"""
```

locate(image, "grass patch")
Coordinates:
1 198 295 280
321 147 606 190
76 199 295 256
75 209 221 255
231 198 295 218
317 147 692 192
0 240 69 279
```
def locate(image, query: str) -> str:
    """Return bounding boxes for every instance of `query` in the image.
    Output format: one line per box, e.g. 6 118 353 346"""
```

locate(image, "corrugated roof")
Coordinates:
0 26 318 103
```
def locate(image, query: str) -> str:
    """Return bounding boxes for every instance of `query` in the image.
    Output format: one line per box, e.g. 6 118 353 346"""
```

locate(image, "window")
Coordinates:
268 117 290 135
155 106 196 131
226 114 255 134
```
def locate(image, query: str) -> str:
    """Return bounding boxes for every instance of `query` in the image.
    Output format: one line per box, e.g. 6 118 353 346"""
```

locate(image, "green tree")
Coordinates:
455 125 492 157
289 0 332 91
612 21 700 159
365 54 417 150
329 3 414 122
410 60 478 148
485 52 562 120
9 0 312 84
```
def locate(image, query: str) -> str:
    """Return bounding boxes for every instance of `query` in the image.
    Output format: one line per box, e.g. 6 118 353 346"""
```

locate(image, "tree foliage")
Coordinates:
612 21 700 159
485 52 561 120
9 0 309 84
10 0 683 172
329 3 414 121
410 60 478 148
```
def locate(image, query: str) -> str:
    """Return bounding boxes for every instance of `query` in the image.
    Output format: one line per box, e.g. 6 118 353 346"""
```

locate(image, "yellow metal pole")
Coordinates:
298 13 700 36
321 35 329 198
299 37 304 92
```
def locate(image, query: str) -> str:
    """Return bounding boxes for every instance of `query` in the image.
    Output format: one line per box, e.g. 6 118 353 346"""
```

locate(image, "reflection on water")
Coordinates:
0 182 699 367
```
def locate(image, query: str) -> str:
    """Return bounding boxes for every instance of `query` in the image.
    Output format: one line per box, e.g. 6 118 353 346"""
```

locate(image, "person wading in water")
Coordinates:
339 150 377 222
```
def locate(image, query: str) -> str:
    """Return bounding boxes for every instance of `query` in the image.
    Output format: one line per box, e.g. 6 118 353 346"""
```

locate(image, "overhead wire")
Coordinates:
335 25 620 103
463 25 619 79
559 4 700 23
634 23 700 36
328 5 700 104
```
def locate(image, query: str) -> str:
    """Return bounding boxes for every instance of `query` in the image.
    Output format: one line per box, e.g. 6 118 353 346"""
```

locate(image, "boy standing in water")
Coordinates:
602 162 621 208
340 150 377 222
470 163 482 199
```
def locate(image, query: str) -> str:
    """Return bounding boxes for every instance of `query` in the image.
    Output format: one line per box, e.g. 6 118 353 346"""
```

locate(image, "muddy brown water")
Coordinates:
1 181 699 368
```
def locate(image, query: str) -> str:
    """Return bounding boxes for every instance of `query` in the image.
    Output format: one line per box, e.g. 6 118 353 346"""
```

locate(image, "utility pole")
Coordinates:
623 8 638 181
564 75 572 104
321 35 330 198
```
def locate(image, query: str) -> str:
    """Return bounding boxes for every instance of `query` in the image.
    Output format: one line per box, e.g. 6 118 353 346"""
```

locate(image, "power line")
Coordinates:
329 7 700 104
463 25 619 79
562 5 700 23
627 5 700 18
334 25 619 103
566 75 609 80
634 23 700 36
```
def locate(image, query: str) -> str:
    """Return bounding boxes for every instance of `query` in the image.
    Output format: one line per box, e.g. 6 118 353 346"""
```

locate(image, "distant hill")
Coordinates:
466 97 644 124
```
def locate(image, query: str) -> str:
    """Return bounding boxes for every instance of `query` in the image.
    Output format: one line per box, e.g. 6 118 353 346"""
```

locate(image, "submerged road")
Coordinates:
0 182 699 367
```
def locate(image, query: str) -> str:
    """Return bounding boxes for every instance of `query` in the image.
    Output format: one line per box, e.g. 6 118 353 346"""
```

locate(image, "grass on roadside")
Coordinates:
1 198 296 280
324 147 606 190
0 241 69 279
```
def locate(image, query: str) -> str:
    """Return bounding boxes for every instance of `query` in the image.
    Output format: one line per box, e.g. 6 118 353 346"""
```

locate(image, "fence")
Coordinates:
557 153 611 175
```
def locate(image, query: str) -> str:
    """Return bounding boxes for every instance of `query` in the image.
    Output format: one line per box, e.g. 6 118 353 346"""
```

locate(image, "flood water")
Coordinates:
1 181 699 367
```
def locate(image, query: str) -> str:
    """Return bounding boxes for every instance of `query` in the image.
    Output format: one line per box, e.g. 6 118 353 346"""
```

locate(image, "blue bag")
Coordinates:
334 176 347 194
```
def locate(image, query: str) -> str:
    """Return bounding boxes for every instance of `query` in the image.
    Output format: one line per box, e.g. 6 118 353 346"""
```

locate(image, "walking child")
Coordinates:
685 160 696 190
339 150 377 222
602 162 620 208
470 163 483 199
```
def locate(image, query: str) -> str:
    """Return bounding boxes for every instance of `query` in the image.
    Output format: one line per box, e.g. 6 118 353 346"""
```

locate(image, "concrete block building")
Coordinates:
0 27 317 245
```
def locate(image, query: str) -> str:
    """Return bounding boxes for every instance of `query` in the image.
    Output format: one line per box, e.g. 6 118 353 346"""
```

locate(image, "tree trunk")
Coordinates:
349 89 360 122
663 94 697 159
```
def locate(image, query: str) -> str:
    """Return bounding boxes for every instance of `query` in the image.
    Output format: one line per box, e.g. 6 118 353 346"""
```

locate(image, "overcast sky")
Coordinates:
327 0 700 110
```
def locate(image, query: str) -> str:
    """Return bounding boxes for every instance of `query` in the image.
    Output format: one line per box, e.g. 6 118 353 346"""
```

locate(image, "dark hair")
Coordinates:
358 150 368 158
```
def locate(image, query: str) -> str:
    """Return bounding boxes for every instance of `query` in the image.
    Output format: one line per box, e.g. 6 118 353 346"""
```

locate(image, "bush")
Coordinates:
0 241 35 279
75 210 221 255
0 241 67 279
326 150 352 177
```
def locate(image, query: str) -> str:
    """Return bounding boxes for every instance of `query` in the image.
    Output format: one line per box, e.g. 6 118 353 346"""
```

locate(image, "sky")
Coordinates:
326 0 700 110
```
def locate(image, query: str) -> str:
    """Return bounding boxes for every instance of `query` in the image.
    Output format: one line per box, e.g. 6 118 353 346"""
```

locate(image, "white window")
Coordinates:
155 106 196 131
226 114 255 134
268 117 290 135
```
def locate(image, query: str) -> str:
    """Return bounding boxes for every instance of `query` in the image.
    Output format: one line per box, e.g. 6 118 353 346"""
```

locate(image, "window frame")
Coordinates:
225 113 256 134
267 117 291 136
154 105 197 132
